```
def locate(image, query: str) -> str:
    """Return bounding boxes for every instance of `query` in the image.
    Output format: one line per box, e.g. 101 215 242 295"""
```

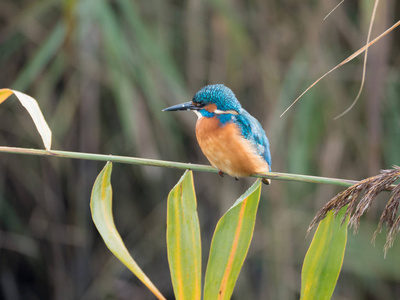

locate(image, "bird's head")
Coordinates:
163 84 242 116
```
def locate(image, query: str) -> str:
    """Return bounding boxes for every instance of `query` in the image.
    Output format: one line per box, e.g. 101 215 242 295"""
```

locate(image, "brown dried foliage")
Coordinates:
308 166 400 255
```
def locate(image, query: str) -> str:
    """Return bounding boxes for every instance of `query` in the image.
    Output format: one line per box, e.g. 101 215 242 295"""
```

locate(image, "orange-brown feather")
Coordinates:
204 103 217 112
195 116 270 178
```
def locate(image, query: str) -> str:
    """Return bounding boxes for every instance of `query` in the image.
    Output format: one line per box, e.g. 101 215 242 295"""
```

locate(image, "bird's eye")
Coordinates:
194 102 205 108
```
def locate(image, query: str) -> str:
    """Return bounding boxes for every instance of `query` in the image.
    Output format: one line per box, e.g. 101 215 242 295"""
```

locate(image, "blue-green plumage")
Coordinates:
193 84 241 113
235 109 271 170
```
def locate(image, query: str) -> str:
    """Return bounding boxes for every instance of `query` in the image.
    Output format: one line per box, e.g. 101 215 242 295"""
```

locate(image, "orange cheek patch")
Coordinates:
204 103 217 112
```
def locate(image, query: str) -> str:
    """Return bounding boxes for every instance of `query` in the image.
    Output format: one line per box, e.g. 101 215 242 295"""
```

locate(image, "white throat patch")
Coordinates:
214 109 239 115
193 110 202 119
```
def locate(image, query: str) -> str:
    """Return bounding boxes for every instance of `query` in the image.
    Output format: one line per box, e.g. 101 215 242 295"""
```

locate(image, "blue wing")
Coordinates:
233 109 271 170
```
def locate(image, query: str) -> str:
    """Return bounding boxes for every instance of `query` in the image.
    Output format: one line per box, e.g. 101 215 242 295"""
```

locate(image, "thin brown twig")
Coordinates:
334 0 380 120
280 19 400 117
324 0 345 21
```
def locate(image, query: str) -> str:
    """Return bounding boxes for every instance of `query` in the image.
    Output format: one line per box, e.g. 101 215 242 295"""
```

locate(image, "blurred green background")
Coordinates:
0 0 400 299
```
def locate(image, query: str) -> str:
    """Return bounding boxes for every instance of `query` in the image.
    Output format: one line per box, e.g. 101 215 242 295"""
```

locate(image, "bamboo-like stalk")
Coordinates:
0 146 365 188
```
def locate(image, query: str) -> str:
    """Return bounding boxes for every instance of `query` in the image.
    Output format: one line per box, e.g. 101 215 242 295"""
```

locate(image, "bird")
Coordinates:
163 84 271 184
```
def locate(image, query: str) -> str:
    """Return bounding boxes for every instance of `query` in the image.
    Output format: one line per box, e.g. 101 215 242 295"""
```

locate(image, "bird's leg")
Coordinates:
235 177 239 181
218 170 224 177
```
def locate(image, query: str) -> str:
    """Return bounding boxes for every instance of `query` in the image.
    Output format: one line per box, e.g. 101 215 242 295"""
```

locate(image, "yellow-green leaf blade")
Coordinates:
0 88 52 150
204 179 262 300
90 162 166 300
301 208 349 300
167 170 201 300
0 88 13 104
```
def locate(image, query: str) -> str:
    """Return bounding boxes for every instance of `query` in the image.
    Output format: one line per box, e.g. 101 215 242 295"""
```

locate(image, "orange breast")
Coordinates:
195 116 269 178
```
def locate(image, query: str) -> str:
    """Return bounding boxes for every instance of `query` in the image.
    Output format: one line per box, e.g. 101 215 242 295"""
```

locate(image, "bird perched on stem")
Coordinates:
163 84 271 184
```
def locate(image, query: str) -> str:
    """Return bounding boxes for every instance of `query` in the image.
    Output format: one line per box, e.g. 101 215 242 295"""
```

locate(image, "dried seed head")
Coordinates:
309 166 400 254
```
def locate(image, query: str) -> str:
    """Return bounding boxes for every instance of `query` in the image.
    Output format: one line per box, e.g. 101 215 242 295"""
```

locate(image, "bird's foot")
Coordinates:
235 177 239 181
218 170 224 177
262 178 271 185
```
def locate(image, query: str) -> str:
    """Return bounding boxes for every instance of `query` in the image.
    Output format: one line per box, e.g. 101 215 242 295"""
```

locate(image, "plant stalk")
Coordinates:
0 146 375 188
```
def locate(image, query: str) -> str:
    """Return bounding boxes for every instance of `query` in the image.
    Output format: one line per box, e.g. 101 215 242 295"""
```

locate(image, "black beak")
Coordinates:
163 101 200 112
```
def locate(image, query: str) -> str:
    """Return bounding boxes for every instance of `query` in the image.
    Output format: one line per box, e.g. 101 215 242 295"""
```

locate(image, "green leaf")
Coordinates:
167 170 201 300
90 162 166 300
204 179 262 300
301 208 349 300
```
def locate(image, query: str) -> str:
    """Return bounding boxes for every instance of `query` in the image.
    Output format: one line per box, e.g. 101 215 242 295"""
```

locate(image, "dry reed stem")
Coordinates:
281 19 400 117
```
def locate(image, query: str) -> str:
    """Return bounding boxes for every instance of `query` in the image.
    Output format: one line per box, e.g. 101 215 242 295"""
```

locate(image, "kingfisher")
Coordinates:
163 84 271 184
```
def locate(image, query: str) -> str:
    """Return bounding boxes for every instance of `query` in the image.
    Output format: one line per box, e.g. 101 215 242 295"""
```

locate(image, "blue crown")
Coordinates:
192 84 242 113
